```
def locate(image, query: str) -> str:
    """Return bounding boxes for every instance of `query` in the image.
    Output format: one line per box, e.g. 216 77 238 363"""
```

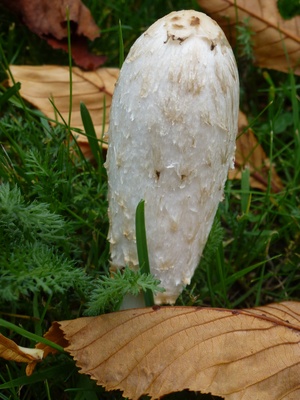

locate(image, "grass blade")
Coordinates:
0 318 64 353
80 102 103 167
118 20 124 68
0 82 21 109
135 200 154 306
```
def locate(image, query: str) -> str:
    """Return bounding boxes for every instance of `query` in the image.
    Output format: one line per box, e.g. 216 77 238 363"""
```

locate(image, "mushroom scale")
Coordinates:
105 10 239 305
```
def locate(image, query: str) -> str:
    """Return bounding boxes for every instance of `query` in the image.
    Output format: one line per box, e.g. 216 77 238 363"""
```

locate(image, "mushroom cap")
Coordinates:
106 10 239 304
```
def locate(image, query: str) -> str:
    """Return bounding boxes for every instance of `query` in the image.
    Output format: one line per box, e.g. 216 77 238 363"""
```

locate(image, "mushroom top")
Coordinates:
127 10 232 59
150 9 225 46
120 10 238 134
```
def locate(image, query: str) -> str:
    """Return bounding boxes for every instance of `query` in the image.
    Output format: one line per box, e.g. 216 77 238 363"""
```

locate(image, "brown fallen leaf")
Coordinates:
31 302 300 399
8 65 119 156
0 0 105 69
229 111 284 192
0 333 43 364
198 0 300 75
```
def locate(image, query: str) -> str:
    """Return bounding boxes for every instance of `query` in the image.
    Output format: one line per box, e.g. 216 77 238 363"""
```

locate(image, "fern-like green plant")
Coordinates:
0 183 91 304
85 266 164 316
0 183 66 244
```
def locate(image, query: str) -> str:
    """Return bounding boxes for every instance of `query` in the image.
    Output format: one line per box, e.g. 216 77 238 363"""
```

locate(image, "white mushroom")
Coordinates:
105 10 239 305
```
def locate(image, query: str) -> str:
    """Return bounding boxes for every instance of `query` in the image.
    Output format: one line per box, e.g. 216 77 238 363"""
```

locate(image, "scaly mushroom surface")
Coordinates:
105 10 239 304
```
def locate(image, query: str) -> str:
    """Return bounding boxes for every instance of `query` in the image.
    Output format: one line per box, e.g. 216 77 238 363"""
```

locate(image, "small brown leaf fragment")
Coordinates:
46 37 106 71
228 111 284 192
0 0 99 40
40 301 300 400
198 0 300 75
0 0 105 69
0 333 43 364
25 321 69 376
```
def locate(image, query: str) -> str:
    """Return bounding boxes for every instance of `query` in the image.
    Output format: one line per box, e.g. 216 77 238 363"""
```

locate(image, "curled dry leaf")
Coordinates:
25 323 69 376
33 302 300 399
229 111 284 192
0 0 105 69
0 333 43 364
198 0 300 75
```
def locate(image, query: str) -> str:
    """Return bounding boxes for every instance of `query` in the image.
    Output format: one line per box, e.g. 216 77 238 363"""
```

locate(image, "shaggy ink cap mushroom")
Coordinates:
105 10 239 305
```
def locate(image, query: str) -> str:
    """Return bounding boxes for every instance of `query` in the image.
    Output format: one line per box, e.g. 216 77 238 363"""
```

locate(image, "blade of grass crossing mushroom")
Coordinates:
135 200 154 307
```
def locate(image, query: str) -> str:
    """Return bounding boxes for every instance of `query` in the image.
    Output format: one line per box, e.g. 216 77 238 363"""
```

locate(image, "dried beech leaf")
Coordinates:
229 111 284 192
198 0 300 75
0 0 105 69
0 333 43 364
9 65 119 154
36 302 300 399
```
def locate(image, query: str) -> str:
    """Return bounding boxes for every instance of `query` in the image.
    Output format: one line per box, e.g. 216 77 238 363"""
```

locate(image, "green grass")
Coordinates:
0 0 300 399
